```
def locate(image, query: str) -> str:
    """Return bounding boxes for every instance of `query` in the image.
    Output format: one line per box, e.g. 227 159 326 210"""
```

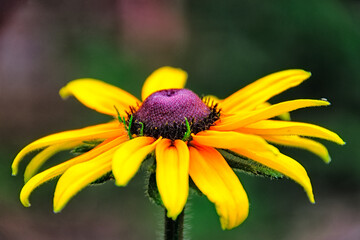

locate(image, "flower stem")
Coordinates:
164 209 184 240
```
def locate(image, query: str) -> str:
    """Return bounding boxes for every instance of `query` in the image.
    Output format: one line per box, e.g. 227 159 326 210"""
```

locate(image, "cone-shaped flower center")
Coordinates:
130 89 219 140
135 89 210 127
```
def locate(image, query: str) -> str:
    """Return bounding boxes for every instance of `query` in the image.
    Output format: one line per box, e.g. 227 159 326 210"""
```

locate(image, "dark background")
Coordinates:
0 0 359 239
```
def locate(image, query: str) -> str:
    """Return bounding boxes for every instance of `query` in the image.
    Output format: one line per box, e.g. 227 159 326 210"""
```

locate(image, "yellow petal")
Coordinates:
156 139 189 220
221 69 310 113
24 141 81 182
193 129 314 203
261 135 331 163
53 148 117 212
12 121 124 176
113 137 161 186
20 136 126 208
192 130 273 153
141 67 187 101
232 145 315 203
60 79 140 116
256 102 291 121
238 120 345 145
189 145 249 229
212 99 330 131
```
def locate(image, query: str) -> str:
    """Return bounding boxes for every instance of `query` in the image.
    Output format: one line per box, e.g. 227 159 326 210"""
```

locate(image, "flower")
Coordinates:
12 67 344 230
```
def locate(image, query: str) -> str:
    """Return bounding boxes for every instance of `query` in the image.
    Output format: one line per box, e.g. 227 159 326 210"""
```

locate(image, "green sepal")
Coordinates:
218 149 284 179
90 171 114 185
144 156 164 207
146 170 164 207
182 117 191 141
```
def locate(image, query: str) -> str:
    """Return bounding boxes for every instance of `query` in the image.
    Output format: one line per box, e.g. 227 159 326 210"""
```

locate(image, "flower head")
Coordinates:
12 67 344 230
130 88 217 140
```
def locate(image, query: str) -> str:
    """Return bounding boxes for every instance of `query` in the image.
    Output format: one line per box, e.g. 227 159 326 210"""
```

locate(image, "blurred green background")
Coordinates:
0 0 359 239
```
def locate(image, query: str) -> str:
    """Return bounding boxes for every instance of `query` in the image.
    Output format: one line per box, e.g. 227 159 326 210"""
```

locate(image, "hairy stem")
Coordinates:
164 209 184 240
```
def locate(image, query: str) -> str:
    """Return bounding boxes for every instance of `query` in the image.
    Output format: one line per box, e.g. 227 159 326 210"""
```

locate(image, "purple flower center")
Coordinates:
135 89 210 128
129 89 220 140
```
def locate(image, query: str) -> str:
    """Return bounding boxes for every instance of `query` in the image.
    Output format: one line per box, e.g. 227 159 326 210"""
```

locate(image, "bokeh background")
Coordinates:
0 0 359 239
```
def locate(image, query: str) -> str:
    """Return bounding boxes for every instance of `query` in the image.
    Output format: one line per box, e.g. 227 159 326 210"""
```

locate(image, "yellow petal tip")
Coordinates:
296 69 311 80
20 197 31 207
220 219 230 230
308 193 315 204
53 209 61 214
324 156 332 164
332 136 345 145
166 210 181 221
11 163 18 176
59 87 70 99
22 201 31 208
319 98 331 106
53 204 64 213
114 180 127 187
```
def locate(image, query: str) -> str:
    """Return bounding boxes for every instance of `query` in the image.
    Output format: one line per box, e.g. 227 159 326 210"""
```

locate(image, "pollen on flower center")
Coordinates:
129 89 220 140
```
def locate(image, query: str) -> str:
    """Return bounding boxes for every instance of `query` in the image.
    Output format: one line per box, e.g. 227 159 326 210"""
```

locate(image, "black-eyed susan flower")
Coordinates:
12 67 344 230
